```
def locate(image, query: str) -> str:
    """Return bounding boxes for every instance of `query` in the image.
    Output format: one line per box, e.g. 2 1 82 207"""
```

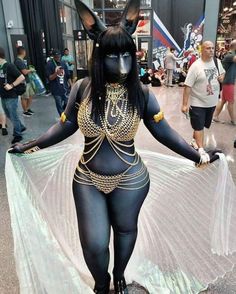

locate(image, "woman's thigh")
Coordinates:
73 180 111 251
107 182 150 232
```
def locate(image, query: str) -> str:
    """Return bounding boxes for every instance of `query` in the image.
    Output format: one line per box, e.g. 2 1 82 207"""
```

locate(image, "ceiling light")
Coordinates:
233 1 236 6
223 7 229 11
229 7 233 11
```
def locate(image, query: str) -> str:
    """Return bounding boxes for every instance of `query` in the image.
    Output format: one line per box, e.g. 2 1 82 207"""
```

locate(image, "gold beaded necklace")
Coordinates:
78 83 140 165
105 83 127 118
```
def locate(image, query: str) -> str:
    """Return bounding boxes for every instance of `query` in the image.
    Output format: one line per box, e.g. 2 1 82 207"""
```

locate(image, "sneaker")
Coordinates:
21 126 27 133
0 124 7 129
2 128 8 136
11 136 23 144
234 140 236 148
23 111 32 117
27 109 34 114
230 121 236 126
44 91 52 96
190 139 198 150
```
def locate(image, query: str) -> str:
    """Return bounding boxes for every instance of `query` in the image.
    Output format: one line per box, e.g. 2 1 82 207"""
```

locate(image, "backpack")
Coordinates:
4 63 26 95
213 57 223 92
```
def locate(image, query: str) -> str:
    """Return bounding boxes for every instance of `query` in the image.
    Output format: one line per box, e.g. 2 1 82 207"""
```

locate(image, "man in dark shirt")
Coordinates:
46 49 70 116
15 46 35 117
0 47 26 143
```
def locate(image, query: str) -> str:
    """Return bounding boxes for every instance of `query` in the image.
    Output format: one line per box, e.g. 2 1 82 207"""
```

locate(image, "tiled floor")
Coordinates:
0 86 235 293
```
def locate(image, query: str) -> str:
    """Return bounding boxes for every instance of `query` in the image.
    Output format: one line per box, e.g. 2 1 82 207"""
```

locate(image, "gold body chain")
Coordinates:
74 154 149 194
23 84 163 191
74 84 150 193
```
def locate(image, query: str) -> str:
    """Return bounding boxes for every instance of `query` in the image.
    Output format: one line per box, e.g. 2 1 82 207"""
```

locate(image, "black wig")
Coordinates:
90 26 145 119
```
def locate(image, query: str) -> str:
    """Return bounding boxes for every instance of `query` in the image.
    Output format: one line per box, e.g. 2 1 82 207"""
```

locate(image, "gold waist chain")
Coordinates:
74 154 150 194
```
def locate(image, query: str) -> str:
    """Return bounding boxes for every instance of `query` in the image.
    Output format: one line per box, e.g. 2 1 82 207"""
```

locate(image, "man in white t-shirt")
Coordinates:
181 41 225 156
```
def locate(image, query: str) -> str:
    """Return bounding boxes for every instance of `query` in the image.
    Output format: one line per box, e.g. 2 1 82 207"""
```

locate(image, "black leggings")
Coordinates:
72 179 150 288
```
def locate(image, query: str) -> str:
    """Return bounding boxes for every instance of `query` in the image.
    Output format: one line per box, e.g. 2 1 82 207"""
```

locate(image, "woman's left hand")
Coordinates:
196 149 222 167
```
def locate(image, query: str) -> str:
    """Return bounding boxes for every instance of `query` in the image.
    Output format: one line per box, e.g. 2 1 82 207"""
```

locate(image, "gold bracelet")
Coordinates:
60 112 67 123
24 146 40 154
153 111 164 123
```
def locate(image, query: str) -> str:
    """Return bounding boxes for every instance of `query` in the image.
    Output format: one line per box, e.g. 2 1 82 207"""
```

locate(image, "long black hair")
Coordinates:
90 26 145 119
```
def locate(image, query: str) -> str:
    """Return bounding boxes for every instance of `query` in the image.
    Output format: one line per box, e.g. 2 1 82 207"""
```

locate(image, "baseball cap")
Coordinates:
52 49 61 56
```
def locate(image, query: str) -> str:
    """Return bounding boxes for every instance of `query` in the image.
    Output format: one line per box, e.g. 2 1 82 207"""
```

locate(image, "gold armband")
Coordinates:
24 146 40 154
60 112 67 123
153 111 164 123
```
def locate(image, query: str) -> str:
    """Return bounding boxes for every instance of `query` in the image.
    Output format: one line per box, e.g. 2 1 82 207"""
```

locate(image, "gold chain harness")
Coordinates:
74 84 150 194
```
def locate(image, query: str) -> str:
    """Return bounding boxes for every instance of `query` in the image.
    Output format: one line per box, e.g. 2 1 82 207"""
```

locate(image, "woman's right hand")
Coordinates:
8 143 25 154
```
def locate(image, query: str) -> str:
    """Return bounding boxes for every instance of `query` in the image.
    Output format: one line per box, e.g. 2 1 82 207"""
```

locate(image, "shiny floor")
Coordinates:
0 86 235 294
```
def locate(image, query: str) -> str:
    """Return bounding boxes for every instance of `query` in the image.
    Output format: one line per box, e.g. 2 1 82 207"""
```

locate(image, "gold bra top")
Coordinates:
77 84 140 142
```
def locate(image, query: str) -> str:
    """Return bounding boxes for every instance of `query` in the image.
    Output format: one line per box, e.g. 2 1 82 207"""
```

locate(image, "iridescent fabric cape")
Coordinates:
5 134 236 293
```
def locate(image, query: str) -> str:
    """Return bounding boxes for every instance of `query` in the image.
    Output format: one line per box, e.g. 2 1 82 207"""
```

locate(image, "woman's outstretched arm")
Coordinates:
9 78 88 153
143 89 219 164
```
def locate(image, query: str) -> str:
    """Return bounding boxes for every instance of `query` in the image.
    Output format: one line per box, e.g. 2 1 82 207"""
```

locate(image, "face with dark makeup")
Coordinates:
104 52 132 84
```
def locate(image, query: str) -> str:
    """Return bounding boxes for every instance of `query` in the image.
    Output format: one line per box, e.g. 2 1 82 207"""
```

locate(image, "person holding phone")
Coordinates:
46 49 70 116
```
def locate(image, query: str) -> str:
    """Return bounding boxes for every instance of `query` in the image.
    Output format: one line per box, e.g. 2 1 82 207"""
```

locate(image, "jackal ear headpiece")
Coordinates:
74 0 140 40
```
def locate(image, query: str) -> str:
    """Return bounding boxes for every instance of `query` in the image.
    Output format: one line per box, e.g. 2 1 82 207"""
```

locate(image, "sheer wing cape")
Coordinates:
5 134 236 294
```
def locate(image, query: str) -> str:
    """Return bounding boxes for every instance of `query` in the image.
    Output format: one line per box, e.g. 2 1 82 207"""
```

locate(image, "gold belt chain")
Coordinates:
74 155 149 194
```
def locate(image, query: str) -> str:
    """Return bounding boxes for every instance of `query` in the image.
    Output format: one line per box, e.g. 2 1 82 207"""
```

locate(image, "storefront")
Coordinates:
58 0 81 64
217 0 236 53
0 0 224 82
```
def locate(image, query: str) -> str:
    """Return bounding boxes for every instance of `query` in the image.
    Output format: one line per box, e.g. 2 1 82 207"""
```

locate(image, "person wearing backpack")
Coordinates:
0 47 26 144
46 49 70 116
15 46 35 117
181 41 225 153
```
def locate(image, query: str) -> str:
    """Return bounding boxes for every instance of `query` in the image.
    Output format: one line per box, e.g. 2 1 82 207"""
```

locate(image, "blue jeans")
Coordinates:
53 94 68 116
1 97 25 137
